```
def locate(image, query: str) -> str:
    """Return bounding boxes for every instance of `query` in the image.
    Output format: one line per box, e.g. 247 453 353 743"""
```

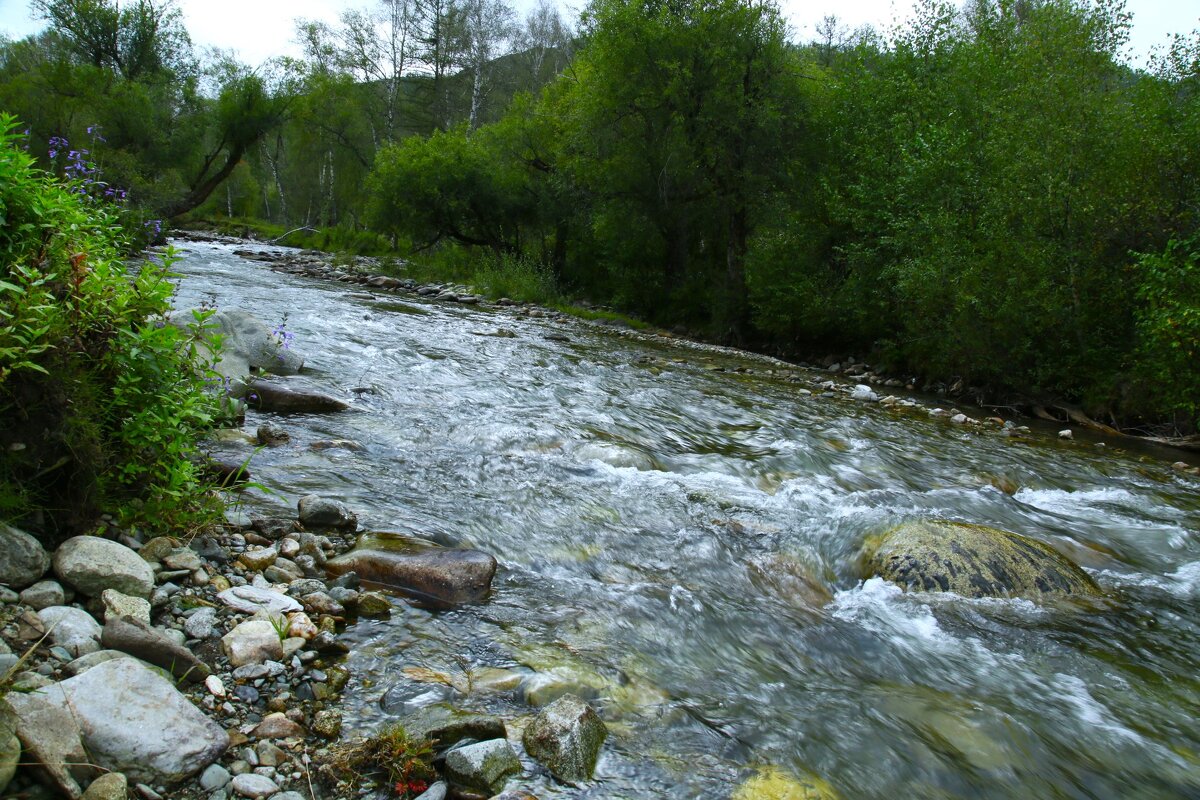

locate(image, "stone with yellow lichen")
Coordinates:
733 766 841 800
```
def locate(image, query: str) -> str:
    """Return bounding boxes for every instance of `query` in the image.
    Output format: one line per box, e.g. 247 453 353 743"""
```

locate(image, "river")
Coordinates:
171 240 1200 799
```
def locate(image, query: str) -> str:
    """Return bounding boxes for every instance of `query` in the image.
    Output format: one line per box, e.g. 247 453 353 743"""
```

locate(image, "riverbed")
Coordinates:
172 240 1200 799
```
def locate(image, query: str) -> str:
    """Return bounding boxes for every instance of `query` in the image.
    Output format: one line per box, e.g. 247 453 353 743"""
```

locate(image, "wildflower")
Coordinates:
271 320 295 351
86 124 106 142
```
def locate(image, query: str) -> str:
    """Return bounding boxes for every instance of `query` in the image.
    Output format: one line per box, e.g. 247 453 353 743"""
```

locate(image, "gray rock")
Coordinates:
245 380 347 414
102 615 210 683
222 620 284 667
101 588 151 624
850 384 878 402
14 658 228 785
287 578 326 596
230 772 279 798
6 687 96 797
257 423 290 446
19 579 65 610
38 605 102 657
413 782 447 800
251 712 305 740
0 704 19 796
134 783 162 800
162 548 202 572
297 496 357 531
403 704 506 747
54 536 155 598
522 694 608 782
300 591 344 616
184 607 218 640
63 649 136 676
865 519 1102 600
325 535 496 607
169 309 303 396
0 523 50 589
200 763 233 790
217 586 302 616
81 772 128 800
442 738 521 795
0 587 16 603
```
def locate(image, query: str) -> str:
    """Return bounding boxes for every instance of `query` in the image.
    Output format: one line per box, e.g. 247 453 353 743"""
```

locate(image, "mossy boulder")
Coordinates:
864 520 1101 600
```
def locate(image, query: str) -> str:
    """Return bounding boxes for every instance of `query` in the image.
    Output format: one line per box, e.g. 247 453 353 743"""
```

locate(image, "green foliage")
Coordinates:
0 116 222 535
325 724 436 799
368 123 539 254
1135 235 1200 427
468 250 559 303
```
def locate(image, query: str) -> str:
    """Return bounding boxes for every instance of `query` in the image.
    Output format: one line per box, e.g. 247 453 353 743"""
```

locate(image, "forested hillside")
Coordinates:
3 0 1197 432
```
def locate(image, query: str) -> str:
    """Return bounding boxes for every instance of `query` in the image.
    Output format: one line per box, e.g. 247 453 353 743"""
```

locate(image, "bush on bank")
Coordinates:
0 115 222 540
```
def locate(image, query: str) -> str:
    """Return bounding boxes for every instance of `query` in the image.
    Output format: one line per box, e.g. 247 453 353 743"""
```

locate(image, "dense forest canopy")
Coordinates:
2 0 1198 432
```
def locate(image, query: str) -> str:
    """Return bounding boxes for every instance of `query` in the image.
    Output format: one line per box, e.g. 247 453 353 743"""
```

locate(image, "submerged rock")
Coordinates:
864 519 1101 600
733 766 841 800
401 704 506 747
522 694 607 782
325 533 496 607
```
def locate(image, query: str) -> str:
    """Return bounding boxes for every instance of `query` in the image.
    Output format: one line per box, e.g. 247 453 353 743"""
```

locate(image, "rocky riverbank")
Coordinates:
0 488 611 800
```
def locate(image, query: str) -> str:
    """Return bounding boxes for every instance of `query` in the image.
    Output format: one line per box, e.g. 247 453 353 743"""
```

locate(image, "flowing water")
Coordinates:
172 241 1200 799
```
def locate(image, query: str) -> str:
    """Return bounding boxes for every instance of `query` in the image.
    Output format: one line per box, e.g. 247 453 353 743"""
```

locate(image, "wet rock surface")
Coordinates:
325 535 496 607
865 519 1102 600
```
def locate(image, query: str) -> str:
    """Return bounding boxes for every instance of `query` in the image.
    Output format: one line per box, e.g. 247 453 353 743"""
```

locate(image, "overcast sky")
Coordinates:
0 0 1195 67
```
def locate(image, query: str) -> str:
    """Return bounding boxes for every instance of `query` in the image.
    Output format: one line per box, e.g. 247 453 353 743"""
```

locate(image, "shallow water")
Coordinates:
172 241 1200 799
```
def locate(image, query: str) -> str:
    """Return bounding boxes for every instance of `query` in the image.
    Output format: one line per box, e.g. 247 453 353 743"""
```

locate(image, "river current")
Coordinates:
172 240 1200 799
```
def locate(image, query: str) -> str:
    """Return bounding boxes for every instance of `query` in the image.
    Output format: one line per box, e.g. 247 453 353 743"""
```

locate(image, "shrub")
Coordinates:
0 115 222 538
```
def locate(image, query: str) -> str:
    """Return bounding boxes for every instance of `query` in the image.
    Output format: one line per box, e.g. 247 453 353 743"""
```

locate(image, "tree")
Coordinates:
555 0 802 337
32 0 192 80
518 0 573 88
458 0 517 130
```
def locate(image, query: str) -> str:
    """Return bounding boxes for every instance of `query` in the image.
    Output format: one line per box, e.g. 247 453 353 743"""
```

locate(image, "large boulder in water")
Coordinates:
325 533 496 608
864 520 1101 600
521 694 607 782
245 379 349 413
170 308 303 388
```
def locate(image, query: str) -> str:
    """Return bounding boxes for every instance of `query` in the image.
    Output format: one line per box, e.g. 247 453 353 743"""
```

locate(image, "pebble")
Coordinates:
200 763 233 791
252 712 306 740
230 773 279 798
184 606 218 639
1058 429 1073 439
206 674 227 698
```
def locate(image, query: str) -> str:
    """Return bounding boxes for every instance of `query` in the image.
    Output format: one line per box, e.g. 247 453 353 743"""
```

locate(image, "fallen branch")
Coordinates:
271 226 317 244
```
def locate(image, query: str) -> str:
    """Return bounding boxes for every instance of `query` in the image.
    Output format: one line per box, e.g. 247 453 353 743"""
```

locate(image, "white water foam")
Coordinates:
1051 673 1143 743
